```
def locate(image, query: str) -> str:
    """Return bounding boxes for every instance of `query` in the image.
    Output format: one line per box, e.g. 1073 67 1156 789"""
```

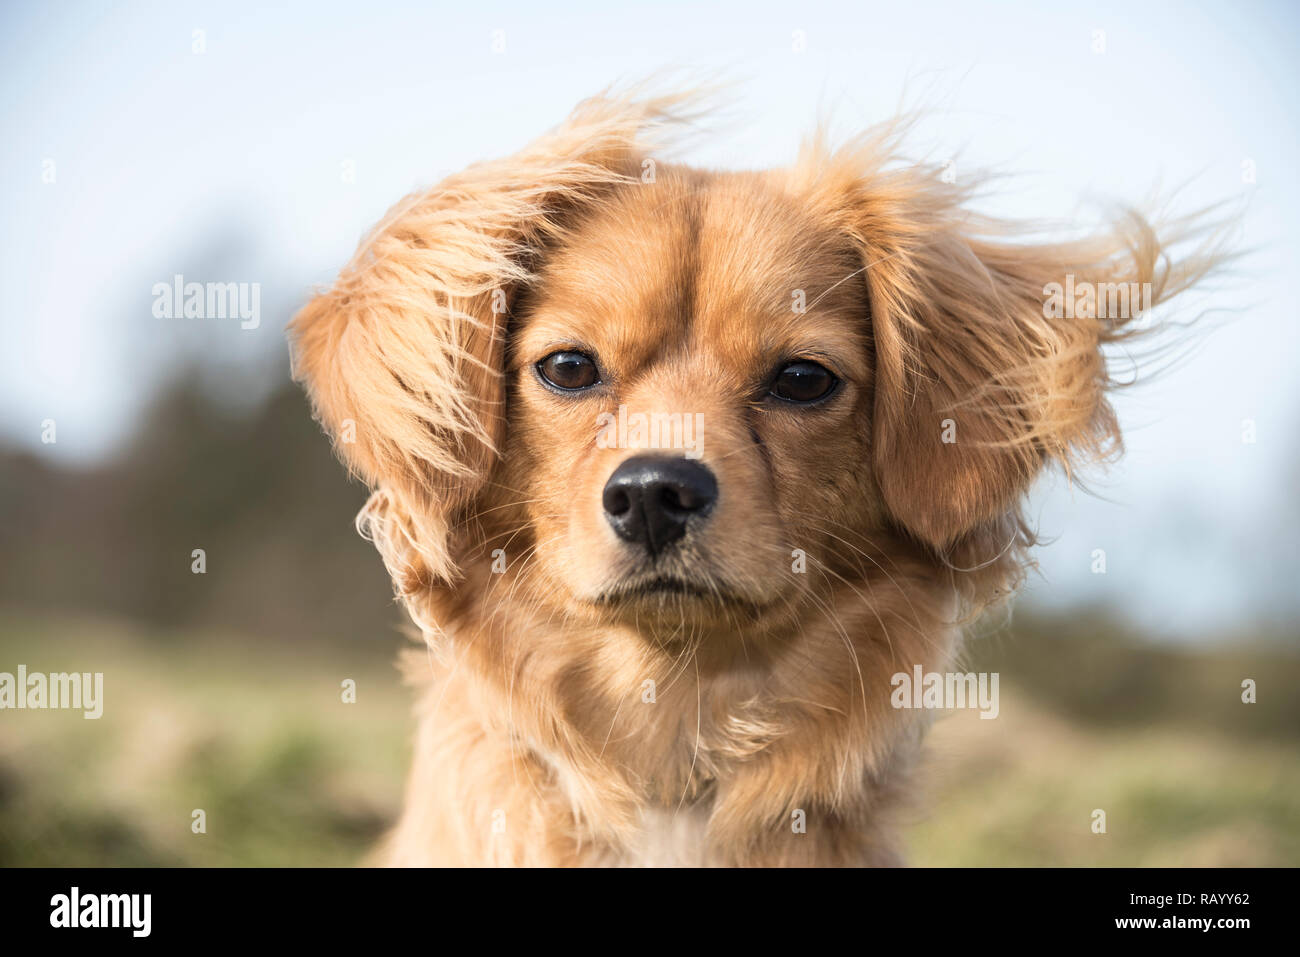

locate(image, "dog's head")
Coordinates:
291 91 1217 644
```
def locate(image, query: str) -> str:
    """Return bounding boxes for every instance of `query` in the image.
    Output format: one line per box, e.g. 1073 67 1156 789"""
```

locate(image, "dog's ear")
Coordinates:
793 127 1225 553
290 90 695 587
862 220 1124 552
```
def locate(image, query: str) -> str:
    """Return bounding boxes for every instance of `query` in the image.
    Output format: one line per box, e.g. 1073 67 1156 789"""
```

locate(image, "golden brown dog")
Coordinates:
290 89 1223 866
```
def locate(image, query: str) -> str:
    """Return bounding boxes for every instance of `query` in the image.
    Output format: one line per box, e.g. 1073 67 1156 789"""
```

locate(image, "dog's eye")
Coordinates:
768 360 838 404
537 351 600 391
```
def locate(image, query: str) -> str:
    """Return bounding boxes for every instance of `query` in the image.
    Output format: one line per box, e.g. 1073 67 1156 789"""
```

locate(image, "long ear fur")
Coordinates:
289 88 699 590
792 123 1231 564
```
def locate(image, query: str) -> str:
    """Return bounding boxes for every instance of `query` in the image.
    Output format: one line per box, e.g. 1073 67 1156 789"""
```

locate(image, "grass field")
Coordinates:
1 612 1296 866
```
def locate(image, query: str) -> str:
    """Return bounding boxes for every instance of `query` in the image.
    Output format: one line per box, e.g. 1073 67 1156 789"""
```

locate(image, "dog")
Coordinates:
289 88 1224 866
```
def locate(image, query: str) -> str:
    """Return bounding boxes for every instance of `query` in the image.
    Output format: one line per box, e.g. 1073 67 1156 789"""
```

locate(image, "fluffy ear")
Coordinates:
793 126 1227 553
290 89 696 587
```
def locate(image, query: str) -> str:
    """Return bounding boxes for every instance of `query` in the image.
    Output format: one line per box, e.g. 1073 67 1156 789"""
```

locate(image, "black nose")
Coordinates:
602 455 718 554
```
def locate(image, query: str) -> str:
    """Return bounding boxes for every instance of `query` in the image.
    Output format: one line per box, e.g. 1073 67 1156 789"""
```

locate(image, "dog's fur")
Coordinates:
290 89 1224 866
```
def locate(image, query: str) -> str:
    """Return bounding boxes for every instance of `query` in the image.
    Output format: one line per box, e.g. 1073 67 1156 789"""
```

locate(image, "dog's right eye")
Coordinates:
536 351 600 391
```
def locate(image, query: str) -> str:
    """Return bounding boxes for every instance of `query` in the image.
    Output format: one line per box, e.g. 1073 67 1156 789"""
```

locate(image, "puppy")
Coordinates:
290 89 1223 866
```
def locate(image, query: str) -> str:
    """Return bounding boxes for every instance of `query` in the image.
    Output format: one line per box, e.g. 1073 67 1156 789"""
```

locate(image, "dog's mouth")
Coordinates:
597 576 713 602
593 574 764 612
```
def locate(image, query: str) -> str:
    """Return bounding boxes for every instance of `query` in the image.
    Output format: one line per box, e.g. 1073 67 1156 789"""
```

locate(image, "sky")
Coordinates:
2 0 1298 638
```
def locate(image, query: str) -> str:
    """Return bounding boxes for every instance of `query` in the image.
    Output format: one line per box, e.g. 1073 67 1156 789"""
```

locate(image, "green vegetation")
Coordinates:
0 614 408 867
2 610 1295 866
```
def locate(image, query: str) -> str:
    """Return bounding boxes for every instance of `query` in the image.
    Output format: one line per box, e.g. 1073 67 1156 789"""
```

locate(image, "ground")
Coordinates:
1 613 1295 866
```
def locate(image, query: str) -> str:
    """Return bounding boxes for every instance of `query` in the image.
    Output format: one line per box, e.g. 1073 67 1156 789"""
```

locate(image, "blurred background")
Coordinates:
1 0 1297 866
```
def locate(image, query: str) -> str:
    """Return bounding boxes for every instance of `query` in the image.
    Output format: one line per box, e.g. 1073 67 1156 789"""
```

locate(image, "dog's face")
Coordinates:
503 169 877 630
291 91 1187 655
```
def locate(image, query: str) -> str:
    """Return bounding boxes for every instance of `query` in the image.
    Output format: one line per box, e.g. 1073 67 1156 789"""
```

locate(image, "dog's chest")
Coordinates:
622 806 713 867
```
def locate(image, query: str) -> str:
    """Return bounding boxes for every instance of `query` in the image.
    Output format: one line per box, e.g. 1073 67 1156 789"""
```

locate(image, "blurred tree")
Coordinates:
0 367 401 645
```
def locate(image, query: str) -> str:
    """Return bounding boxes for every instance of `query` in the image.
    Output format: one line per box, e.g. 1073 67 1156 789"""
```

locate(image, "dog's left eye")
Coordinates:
537 351 600 391
768 360 838 404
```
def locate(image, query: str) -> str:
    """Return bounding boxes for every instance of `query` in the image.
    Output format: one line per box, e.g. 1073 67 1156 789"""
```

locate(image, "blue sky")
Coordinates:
2 0 1298 637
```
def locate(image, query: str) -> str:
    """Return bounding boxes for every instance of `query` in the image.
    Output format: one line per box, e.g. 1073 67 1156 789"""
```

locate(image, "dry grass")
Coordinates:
911 693 1299 866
